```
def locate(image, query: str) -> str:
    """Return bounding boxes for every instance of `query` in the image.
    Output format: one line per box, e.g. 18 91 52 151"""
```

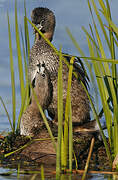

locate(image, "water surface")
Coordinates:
0 0 118 179
0 0 118 131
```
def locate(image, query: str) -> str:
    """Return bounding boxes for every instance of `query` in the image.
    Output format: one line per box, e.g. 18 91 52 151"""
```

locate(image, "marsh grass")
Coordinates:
0 0 29 134
56 47 63 174
26 17 77 173
7 12 16 133
31 85 57 151
1 0 118 176
67 0 118 167
2 1 74 173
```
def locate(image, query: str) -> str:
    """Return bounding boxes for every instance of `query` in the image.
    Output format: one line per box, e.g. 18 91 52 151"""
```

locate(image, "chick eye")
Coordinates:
42 73 45 78
42 63 45 68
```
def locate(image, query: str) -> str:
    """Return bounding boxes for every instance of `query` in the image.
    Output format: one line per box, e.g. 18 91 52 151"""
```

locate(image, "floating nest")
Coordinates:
0 122 110 171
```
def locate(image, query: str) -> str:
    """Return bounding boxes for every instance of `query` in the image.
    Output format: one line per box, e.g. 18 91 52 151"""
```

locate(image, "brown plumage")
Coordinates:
20 130 56 166
28 7 90 125
20 63 53 136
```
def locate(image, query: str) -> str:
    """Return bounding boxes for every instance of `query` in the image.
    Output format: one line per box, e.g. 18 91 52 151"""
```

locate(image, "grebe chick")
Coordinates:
20 63 53 136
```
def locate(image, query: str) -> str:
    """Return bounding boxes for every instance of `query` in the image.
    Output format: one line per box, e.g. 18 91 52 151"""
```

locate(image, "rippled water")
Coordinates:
0 0 118 179
0 167 114 180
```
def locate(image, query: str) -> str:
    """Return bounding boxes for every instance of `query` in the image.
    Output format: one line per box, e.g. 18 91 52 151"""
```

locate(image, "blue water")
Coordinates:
0 0 90 132
0 0 118 132
0 0 118 179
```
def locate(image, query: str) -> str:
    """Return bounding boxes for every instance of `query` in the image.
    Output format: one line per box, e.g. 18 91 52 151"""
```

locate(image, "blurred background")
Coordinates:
0 0 117 132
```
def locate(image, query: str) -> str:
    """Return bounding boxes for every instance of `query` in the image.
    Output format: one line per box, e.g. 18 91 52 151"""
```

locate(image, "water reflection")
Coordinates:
0 166 115 180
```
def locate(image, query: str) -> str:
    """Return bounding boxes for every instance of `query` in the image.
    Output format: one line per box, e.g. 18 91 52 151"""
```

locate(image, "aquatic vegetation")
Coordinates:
27 18 75 174
0 1 118 179
0 0 75 175
67 0 118 169
0 0 29 133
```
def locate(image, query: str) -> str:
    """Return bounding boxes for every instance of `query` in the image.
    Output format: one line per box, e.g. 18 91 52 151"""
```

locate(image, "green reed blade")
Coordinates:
73 151 78 170
56 47 63 174
23 2 31 107
67 26 105 117
66 24 112 165
114 37 118 47
86 14 112 151
82 27 100 53
24 0 30 60
90 1 118 151
86 25 112 147
20 28 27 83
91 0 117 103
17 164 20 179
4 138 34 157
0 96 13 131
83 80 112 166
98 0 106 13
17 87 27 130
105 0 117 87
7 12 16 132
4 137 56 158
25 17 58 55
69 100 73 171
82 20 118 127
105 10 118 154
15 0 25 102
41 165 45 180
113 107 118 156
66 27 96 85
86 35 112 165
79 57 118 64
107 20 118 36
98 0 118 155
31 86 56 152
66 4 113 165
66 28 85 57
16 24 29 130
20 27 30 108
99 0 117 100
68 58 74 172
98 0 117 97
89 0 110 50
89 0 111 76
88 25 99 111
60 133 65 170
64 57 74 169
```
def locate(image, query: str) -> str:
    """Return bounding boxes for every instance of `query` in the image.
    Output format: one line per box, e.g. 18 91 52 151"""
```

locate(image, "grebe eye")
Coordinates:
40 19 45 26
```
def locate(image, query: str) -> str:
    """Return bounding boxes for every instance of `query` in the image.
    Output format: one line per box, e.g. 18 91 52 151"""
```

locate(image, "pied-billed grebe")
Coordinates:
20 63 53 136
28 7 90 125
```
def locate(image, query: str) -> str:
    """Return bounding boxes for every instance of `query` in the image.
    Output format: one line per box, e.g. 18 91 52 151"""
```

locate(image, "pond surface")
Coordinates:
0 0 118 179
0 166 115 180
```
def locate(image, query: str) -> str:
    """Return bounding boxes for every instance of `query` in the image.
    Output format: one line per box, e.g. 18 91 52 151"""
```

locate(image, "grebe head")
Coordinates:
31 7 56 41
